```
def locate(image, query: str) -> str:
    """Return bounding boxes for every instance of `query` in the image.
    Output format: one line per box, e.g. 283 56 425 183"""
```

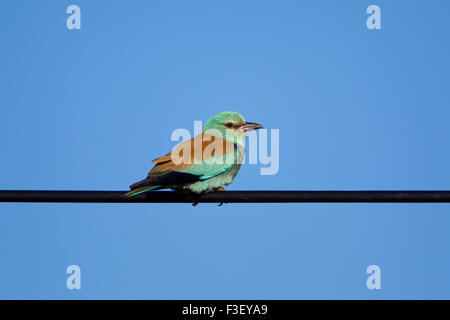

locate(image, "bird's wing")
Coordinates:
129 132 239 190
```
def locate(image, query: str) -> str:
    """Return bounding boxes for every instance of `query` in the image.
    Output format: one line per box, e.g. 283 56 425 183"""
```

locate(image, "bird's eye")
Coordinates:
225 122 233 128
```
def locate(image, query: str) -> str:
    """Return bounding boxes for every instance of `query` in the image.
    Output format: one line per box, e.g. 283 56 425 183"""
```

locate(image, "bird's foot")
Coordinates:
212 187 225 206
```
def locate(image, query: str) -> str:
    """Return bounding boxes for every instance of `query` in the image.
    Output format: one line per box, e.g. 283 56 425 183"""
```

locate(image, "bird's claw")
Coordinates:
193 187 225 206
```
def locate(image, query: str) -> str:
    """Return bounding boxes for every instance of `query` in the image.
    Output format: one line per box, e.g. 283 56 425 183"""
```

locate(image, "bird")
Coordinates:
124 111 263 197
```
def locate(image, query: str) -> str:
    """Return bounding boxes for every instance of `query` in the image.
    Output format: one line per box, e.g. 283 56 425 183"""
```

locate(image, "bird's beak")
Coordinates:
241 122 263 132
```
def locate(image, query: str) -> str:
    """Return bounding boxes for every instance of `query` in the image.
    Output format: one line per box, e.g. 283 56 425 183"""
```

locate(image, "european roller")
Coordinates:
125 111 263 197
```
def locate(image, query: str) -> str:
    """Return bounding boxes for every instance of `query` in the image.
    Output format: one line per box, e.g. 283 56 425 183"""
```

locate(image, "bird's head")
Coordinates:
203 111 263 143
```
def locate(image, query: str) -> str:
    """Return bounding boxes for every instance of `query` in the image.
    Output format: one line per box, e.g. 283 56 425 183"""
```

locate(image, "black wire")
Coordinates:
1 190 450 203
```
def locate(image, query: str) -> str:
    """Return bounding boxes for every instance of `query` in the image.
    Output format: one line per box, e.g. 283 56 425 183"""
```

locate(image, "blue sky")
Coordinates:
1 0 450 299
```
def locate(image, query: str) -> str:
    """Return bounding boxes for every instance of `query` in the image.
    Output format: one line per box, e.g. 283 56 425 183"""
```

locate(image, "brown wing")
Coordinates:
129 132 236 190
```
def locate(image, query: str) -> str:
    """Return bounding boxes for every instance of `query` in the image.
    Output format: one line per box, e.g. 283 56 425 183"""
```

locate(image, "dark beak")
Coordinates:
241 122 263 132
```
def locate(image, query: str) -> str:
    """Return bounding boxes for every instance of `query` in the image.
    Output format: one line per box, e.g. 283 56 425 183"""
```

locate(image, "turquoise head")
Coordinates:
202 111 263 145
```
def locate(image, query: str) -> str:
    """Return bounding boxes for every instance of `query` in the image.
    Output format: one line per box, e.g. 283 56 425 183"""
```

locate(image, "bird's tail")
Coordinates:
123 175 164 197
123 183 161 198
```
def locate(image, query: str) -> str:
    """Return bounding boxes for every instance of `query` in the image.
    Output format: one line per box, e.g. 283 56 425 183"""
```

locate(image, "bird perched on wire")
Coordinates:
124 111 263 197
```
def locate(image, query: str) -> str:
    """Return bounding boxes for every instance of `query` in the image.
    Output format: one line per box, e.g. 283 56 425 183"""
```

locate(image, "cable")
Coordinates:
1 190 450 203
